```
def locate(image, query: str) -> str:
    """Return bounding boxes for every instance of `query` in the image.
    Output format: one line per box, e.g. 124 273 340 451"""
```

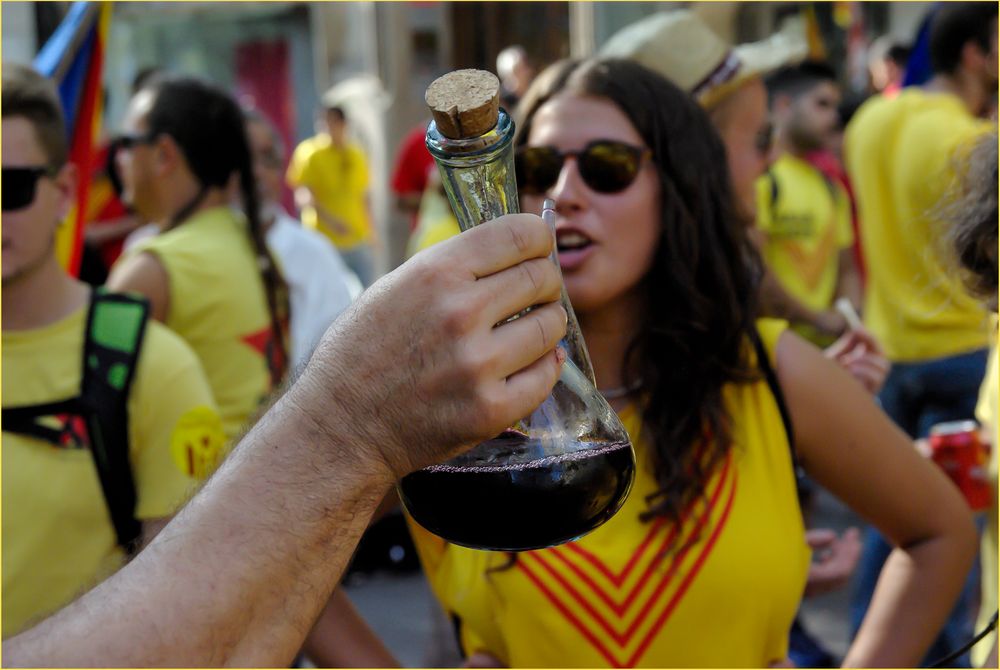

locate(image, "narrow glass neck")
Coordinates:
425 109 519 231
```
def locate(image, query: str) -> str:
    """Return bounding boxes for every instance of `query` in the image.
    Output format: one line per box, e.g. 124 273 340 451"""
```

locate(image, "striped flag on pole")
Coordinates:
34 1 111 277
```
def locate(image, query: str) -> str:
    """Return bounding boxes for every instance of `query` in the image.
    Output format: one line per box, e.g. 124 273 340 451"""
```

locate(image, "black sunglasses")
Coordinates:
106 131 158 199
2 165 60 212
110 131 158 152
516 140 651 195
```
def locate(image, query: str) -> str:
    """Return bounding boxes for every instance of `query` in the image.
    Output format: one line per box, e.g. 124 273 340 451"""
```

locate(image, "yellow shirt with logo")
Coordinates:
845 89 992 361
408 320 809 667
756 154 854 344
124 206 278 440
286 135 372 250
2 307 224 636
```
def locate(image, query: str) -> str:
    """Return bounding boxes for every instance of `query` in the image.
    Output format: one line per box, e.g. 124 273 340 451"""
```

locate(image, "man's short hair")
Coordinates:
930 3 998 75
887 44 912 68
764 60 838 104
1 63 68 167
325 105 346 123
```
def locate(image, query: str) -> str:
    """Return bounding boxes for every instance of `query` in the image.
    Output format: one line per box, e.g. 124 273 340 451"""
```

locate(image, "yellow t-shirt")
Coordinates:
405 186 460 259
408 320 809 667
756 154 854 344
973 338 998 667
286 135 372 250
844 89 992 361
2 306 224 636
123 206 277 440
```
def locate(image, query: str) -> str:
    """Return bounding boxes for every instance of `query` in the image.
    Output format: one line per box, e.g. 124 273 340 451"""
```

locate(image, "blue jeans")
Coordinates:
849 347 988 667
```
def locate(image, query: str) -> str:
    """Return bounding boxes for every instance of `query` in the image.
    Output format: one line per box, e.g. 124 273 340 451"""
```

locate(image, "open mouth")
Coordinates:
556 230 592 253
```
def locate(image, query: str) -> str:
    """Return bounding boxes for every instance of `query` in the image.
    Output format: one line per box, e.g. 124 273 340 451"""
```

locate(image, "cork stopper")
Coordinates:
425 69 501 140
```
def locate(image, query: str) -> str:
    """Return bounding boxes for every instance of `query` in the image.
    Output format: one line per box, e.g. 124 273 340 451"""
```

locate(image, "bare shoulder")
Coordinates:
107 252 171 322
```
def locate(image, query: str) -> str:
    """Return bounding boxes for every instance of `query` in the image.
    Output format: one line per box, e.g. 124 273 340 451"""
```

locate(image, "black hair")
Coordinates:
930 3 998 75
764 60 838 104
141 76 289 384
887 44 912 68
2 63 68 167
515 59 762 527
131 66 164 96
837 92 868 130
325 105 346 122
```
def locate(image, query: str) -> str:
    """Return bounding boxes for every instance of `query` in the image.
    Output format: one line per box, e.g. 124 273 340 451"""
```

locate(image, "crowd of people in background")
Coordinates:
2 2 998 667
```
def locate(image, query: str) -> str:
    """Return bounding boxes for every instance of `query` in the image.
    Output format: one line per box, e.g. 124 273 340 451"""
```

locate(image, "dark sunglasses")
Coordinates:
2 165 60 212
515 140 651 195
109 131 158 152
106 131 158 199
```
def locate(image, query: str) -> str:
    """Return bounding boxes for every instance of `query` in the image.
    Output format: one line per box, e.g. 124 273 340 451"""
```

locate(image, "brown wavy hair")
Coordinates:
514 58 763 526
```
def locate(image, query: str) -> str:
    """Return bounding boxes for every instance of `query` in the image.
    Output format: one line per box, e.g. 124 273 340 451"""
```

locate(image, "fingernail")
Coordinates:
555 346 567 365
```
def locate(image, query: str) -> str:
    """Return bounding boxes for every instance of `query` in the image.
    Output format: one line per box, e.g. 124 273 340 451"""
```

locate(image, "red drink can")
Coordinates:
928 420 991 511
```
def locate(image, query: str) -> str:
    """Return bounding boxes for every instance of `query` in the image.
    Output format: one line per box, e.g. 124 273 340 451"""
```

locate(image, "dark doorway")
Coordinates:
449 2 569 74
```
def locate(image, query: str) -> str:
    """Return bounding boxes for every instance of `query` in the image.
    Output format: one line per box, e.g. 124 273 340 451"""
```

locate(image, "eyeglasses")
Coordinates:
106 131 158 199
2 165 60 212
515 140 651 195
109 131 158 152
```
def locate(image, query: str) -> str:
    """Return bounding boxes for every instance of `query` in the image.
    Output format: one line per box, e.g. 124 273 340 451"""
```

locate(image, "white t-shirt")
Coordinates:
265 206 360 369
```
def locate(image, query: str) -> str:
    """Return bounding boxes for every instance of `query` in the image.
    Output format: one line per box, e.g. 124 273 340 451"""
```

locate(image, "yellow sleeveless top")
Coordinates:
408 319 809 667
125 206 276 440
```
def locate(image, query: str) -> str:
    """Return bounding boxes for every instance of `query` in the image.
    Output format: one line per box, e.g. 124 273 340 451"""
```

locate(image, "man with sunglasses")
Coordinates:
1 63 225 637
754 61 862 348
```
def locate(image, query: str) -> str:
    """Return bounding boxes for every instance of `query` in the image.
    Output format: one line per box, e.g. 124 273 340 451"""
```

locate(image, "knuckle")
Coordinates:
533 313 550 353
507 217 534 256
519 259 544 295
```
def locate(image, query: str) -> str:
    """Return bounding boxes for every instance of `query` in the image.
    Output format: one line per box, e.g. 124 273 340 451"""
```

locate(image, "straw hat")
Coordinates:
599 10 808 109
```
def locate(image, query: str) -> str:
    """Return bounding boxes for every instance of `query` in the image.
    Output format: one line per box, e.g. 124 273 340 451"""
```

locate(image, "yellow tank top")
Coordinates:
126 206 277 440
408 319 809 667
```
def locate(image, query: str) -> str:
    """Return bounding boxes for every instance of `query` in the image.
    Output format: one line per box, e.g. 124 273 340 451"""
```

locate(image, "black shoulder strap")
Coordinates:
748 326 804 499
81 289 149 553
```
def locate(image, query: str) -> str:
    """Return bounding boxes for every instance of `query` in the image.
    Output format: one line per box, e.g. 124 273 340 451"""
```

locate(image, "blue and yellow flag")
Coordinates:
34 2 111 277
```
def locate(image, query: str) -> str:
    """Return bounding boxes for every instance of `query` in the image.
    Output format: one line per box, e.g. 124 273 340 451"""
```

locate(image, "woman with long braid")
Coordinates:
108 77 289 441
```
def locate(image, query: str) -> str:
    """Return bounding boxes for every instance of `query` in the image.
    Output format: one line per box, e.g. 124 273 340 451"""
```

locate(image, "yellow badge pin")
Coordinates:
170 406 227 480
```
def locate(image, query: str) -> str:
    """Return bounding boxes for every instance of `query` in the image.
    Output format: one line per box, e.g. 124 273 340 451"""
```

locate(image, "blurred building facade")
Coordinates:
2 1 933 269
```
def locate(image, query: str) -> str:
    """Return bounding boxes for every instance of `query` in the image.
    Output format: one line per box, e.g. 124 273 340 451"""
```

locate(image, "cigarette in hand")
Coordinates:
835 297 864 331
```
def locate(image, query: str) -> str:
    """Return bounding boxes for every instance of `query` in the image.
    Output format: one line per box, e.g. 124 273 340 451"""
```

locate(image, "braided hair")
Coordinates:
141 76 289 384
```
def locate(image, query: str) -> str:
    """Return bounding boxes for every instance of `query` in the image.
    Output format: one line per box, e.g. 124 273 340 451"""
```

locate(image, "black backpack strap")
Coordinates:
3 399 90 448
80 289 150 553
748 326 805 502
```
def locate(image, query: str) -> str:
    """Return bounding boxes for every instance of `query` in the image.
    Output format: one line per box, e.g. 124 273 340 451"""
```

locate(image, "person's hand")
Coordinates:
813 308 848 339
823 326 890 395
318 208 352 238
803 527 862 598
289 213 567 483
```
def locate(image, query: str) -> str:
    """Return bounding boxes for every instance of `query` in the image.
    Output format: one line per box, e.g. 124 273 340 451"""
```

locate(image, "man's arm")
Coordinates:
295 186 350 238
835 247 863 311
4 213 566 668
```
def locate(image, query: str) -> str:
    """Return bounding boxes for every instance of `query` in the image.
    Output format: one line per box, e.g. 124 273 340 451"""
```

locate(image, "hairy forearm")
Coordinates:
843 527 977 667
5 388 391 668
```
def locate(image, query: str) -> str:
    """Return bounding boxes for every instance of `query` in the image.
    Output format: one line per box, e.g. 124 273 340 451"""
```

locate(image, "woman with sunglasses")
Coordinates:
106 78 289 441
407 59 976 667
